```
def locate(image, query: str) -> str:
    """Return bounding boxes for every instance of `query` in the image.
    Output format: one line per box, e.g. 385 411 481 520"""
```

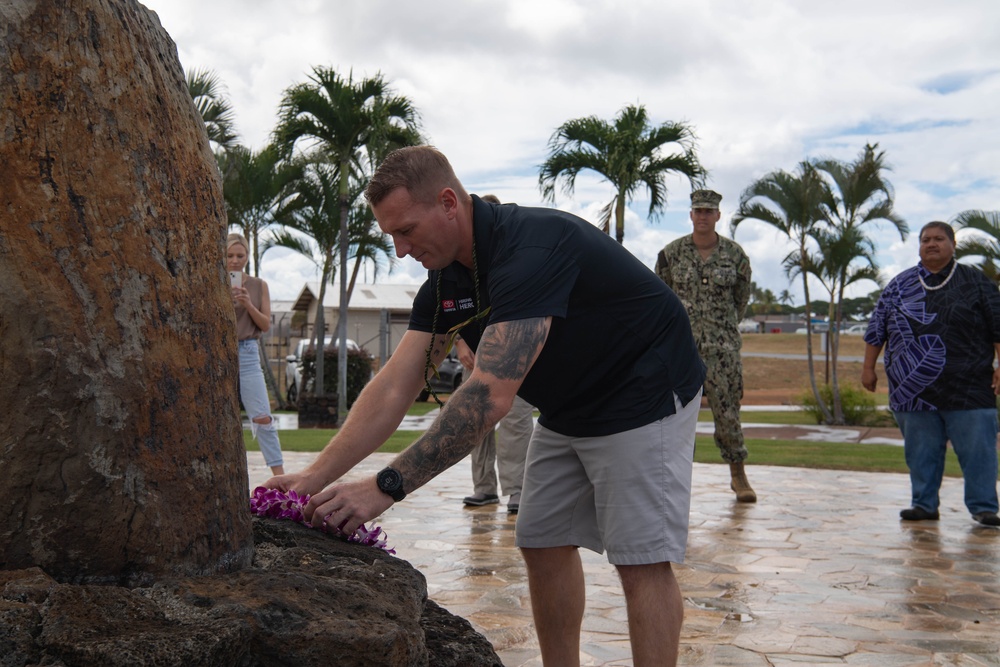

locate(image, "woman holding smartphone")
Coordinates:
227 233 284 475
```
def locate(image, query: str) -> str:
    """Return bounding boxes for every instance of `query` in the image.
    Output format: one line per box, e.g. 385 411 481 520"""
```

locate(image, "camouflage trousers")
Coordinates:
703 350 747 463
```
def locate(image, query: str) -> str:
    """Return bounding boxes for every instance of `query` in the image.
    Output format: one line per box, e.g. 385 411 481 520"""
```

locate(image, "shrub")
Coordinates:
799 384 887 426
298 347 374 408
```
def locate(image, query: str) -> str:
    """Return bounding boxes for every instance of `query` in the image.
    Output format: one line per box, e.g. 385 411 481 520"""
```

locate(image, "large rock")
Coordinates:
0 2 502 663
0 0 252 584
0 518 504 666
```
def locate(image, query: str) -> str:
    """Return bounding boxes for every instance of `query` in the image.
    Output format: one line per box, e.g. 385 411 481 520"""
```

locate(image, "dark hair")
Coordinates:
364 145 467 206
919 221 955 243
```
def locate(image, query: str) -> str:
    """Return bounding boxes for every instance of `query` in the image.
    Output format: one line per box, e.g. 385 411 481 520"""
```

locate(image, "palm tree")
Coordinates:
790 225 881 423
813 143 905 420
538 104 705 244
732 162 833 422
218 144 303 276
269 162 342 364
779 289 795 308
814 144 906 240
952 210 1000 283
186 68 238 153
274 67 421 419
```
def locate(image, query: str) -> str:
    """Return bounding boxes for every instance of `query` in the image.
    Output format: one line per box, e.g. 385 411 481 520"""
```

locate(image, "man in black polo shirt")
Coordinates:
265 146 705 666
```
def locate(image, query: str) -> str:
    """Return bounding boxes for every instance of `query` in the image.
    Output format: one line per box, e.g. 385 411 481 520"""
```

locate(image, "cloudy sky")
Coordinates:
142 0 1000 304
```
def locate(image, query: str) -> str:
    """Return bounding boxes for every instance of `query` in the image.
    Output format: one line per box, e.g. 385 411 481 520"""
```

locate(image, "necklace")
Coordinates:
918 261 958 291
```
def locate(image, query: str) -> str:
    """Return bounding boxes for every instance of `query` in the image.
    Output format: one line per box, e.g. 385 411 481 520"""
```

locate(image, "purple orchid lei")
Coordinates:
249 486 394 554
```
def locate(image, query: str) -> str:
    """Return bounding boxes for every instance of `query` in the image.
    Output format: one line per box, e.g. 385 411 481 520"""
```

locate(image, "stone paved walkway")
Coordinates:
248 452 1000 666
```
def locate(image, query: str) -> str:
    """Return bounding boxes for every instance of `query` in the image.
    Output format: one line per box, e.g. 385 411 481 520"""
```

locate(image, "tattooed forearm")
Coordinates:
476 318 548 380
393 380 496 491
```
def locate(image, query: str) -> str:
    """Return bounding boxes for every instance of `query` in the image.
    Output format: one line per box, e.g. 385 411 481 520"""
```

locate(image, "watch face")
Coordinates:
378 467 402 491
377 467 405 501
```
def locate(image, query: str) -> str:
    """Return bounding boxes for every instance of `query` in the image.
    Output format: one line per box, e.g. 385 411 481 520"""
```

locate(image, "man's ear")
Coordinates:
439 187 458 217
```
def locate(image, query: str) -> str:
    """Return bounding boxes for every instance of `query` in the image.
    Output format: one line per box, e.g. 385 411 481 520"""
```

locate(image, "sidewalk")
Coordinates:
247 452 1000 666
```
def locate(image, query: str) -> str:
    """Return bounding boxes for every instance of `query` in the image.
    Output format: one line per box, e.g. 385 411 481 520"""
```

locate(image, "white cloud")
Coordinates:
143 0 1000 305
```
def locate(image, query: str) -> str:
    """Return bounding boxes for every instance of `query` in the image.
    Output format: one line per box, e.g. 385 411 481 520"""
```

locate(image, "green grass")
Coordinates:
245 429 421 454
699 410 818 425
247 430 958 476
694 437 935 475
247 404 981 478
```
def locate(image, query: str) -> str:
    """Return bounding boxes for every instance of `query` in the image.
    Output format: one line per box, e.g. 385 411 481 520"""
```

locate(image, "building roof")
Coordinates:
271 300 296 314
291 282 421 312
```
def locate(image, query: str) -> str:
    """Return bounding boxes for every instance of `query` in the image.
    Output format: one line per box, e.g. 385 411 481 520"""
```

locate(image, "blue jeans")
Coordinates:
239 339 283 468
893 409 999 515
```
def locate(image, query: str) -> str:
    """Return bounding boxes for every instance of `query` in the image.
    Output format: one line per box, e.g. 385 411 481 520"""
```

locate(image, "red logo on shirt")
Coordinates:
442 299 456 312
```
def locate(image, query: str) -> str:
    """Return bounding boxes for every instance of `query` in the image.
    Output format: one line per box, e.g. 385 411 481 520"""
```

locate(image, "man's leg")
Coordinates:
521 546 585 666
704 352 753 501
496 395 533 500
617 561 683 667
465 430 499 504
942 408 1000 516
894 411 947 514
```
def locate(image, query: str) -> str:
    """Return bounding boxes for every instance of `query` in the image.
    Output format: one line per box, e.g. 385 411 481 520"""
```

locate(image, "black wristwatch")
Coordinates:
376 467 406 502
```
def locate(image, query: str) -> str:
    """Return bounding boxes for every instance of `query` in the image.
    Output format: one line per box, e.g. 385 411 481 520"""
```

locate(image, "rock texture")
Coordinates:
0 0 252 583
0 518 504 666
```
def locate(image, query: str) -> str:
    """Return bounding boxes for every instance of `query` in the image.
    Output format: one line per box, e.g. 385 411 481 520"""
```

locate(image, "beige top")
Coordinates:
235 274 265 341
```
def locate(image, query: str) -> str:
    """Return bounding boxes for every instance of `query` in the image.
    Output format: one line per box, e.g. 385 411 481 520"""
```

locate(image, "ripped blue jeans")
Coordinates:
239 339 283 468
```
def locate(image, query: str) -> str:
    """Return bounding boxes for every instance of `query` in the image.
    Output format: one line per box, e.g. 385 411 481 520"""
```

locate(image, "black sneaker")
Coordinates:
900 507 939 521
463 493 499 507
507 492 520 514
973 511 1000 526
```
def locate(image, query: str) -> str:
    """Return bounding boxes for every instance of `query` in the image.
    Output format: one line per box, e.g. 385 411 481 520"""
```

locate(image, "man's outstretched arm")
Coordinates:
304 316 551 534
263 328 442 496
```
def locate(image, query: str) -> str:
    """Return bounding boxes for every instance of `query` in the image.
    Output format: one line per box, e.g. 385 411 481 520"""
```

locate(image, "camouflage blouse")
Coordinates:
655 234 752 354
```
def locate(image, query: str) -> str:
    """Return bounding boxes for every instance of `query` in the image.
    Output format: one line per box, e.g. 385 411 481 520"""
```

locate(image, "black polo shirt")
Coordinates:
409 195 705 437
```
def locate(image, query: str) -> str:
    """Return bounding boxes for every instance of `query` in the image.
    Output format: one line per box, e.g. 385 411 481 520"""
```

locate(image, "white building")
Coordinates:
288 282 421 366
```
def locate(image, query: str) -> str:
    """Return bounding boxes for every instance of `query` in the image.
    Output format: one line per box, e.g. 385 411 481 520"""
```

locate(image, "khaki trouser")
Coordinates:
470 395 533 496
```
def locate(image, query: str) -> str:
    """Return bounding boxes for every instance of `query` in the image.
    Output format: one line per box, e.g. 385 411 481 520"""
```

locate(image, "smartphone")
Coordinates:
228 271 242 288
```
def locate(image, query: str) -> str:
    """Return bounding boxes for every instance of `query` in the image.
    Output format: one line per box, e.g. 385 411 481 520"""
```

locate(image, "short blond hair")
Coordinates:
364 145 468 206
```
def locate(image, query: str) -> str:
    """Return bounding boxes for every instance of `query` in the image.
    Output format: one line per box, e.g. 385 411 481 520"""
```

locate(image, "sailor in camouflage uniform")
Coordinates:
655 189 757 502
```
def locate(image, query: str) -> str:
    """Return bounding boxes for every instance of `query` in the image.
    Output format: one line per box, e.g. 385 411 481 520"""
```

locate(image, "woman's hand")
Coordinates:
231 285 251 309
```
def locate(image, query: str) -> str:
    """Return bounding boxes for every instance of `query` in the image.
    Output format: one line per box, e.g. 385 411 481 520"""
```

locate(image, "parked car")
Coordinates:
794 322 829 334
843 323 868 336
417 349 464 402
285 337 360 403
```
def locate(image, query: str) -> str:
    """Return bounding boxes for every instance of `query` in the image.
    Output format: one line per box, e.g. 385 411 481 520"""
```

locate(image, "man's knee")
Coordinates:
616 562 676 595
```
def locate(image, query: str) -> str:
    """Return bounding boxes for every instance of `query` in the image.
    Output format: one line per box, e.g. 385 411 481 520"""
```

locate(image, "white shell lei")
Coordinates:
918 261 958 291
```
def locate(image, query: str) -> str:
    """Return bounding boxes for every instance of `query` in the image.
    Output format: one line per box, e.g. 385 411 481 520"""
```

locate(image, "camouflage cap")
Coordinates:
690 189 722 210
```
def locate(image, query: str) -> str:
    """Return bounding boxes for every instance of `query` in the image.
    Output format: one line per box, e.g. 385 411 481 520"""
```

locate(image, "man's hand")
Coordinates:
861 343 883 393
304 477 393 536
861 368 878 392
262 470 325 497
453 338 475 370
992 366 1000 396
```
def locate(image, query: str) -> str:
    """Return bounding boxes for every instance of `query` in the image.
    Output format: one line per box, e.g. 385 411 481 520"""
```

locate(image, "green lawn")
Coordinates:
245 403 964 477
246 430 969 477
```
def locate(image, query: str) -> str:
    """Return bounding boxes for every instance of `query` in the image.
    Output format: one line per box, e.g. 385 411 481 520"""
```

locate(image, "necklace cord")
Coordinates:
421 219 485 407
918 260 958 292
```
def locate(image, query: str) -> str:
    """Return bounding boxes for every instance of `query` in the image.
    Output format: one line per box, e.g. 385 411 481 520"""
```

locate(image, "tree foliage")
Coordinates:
539 104 705 243
273 68 422 415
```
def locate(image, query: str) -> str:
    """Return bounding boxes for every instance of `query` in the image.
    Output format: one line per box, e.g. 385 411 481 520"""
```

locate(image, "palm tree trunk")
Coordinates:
614 193 626 244
259 341 288 410
336 185 350 422
802 262 833 423
314 252 333 398
828 294 844 424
